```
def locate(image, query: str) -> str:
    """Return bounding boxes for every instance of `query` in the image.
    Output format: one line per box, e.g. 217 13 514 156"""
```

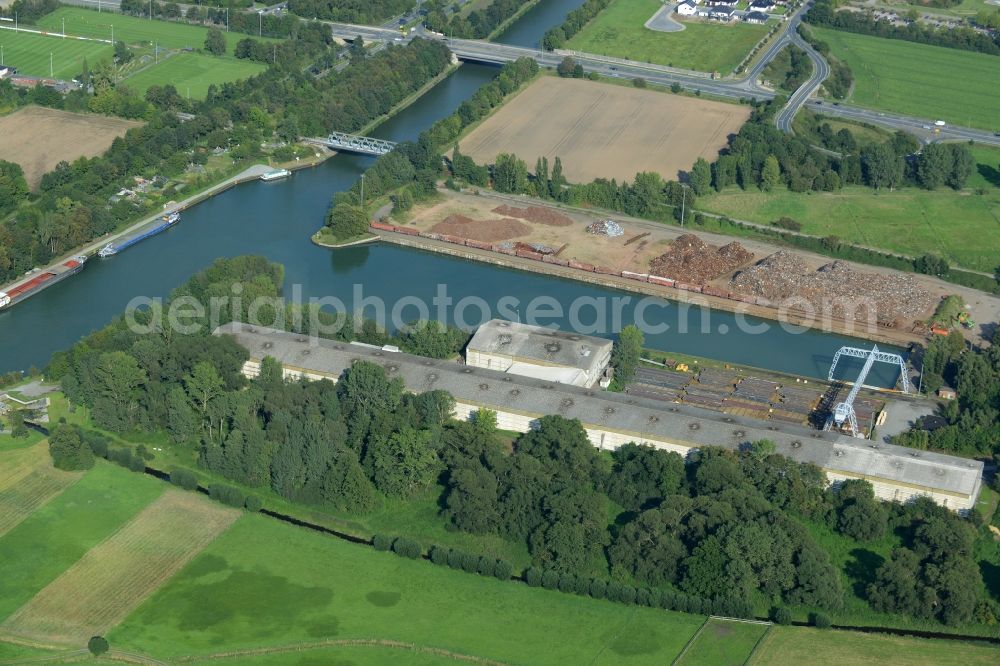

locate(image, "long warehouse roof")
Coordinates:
214 323 983 499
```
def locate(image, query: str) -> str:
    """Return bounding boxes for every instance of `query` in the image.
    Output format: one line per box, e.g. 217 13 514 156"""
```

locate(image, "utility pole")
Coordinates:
259 12 262 37
154 41 157 64
226 8 229 32
50 53 53 78
62 17 65 38
680 184 688 226
149 0 152 20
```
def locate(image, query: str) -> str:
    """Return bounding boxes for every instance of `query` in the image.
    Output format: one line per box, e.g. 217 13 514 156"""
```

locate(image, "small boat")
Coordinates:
98 243 118 258
260 168 291 182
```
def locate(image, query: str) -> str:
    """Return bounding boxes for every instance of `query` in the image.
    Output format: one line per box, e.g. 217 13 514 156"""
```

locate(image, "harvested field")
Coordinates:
2 490 239 644
429 214 531 242
492 205 573 226
649 234 754 283
0 107 142 189
458 77 749 183
731 251 935 322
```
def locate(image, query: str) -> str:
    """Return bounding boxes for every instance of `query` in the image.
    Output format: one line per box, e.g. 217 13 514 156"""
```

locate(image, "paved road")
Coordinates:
325 21 1000 147
775 33 830 132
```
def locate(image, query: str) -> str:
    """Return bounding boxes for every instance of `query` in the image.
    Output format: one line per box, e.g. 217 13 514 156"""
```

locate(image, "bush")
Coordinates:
208 483 245 508
524 566 543 587
391 537 422 559
606 581 623 602
812 612 832 628
48 425 94 471
637 588 654 607
447 549 465 569
81 430 110 458
372 533 393 551
493 559 513 580
619 585 637 605
773 607 793 625
87 636 109 656
558 573 576 593
244 495 262 512
430 545 450 566
461 552 479 573
169 468 199 491
589 578 607 599
476 556 494 576
541 569 560 590
574 575 591 595
772 216 802 232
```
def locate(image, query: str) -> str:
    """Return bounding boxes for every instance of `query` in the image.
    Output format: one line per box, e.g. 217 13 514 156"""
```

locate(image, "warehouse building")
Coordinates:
215 323 984 513
465 319 613 388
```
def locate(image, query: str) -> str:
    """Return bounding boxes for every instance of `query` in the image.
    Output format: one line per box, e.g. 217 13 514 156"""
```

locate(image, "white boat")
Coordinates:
98 243 118 258
260 168 291 182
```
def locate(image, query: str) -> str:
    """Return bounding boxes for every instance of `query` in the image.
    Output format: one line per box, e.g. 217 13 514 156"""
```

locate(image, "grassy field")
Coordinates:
566 0 769 73
2 490 238 645
0 29 112 79
0 460 80 538
187 645 484 665
811 27 1000 131
677 618 770 665
749 626 1000 665
111 514 705 663
36 7 268 56
123 52 265 99
699 163 1000 272
0 461 163 622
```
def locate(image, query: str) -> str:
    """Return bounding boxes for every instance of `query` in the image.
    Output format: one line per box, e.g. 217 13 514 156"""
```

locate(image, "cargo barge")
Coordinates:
0 256 87 311
98 211 180 258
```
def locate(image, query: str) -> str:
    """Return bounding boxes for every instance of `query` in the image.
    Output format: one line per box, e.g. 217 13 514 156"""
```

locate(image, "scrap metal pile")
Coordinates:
586 219 625 237
648 234 753 283
730 251 934 322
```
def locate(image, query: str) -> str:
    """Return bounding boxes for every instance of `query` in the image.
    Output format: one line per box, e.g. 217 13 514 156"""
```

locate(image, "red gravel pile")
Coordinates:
429 215 531 243
492 205 574 227
648 234 754 283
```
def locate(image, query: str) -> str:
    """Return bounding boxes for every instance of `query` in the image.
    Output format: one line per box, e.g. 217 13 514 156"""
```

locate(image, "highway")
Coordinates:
324 20 1000 147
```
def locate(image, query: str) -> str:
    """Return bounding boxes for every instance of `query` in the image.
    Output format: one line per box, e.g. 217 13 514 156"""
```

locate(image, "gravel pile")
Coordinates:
430 215 530 242
731 251 934 321
648 234 754 283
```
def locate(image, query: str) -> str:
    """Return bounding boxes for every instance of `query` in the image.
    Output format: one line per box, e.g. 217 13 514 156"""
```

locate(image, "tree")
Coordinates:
834 479 886 542
205 28 227 56
557 56 577 78
917 143 951 189
369 427 439 497
761 155 781 192
49 425 95 471
166 386 198 443
945 143 973 189
113 41 134 64
493 153 529 194
611 324 643 385
88 636 109 657
607 443 684 511
862 143 904 190
689 158 712 196
92 351 147 431
325 203 369 239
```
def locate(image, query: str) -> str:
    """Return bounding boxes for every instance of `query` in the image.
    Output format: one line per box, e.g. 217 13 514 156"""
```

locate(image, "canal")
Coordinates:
0 0 903 387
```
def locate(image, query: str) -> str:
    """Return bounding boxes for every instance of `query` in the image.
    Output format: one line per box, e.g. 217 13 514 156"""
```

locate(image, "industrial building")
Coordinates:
465 319 613 388
215 323 984 513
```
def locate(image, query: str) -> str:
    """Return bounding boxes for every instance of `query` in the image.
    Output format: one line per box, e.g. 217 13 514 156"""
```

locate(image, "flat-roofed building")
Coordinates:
465 319 612 388
215 323 984 513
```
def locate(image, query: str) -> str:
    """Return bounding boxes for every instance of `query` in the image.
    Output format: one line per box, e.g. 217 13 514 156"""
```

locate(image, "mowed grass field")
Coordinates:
567 0 769 73
677 618 770 665
0 442 81 537
36 7 273 57
111 514 705 664
0 462 164 622
0 30 112 79
2 490 238 645
699 144 1000 272
749 626 1000 665
812 27 1000 131
123 51 265 99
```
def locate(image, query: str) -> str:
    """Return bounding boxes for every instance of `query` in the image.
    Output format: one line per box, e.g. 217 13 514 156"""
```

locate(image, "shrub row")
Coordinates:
522 567 756 618
208 482 262 511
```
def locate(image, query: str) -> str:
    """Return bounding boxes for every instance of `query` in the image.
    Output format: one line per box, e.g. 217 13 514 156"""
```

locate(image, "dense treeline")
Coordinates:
424 0 534 40
1 0 58 22
118 0 299 38
0 161 28 218
541 0 612 50
0 36 450 285
286 0 412 24
805 0 1000 55
894 329 1000 457
327 57 539 218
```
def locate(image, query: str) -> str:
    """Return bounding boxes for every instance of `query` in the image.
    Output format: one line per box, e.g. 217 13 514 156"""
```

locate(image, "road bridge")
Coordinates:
305 132 397 156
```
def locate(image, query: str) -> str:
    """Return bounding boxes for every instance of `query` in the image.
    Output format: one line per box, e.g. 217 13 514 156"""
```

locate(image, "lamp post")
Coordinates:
259 12 262 37
679 183 689 226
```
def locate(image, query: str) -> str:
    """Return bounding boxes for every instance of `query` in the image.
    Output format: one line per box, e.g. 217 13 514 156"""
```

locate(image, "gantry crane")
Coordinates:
826 345 910 438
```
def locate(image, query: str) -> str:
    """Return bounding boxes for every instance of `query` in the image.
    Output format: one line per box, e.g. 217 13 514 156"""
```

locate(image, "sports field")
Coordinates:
458 76 750 182
0 29 112 79
811 27 1000 131
677 617 770 665
749 626 1000 665
566 0 770 73
37 7 268 56
123 51 265 99
699 145 1000 272
111 514 705 663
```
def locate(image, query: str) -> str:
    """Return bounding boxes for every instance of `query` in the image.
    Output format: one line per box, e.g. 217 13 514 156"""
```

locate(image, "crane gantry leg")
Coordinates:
826 345 910 438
